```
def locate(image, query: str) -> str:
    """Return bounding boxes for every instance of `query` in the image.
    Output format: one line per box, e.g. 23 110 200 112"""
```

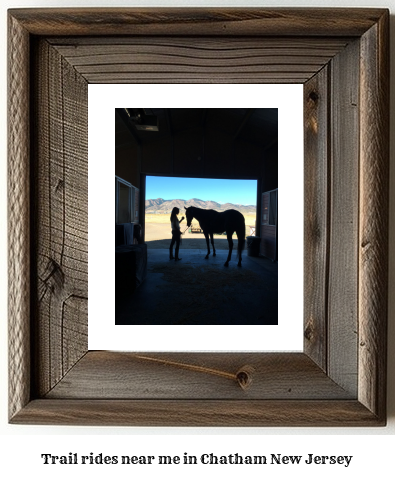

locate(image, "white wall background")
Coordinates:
1 0 394 476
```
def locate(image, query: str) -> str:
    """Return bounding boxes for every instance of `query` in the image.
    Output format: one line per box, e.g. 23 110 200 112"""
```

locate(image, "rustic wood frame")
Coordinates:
8 8 389 426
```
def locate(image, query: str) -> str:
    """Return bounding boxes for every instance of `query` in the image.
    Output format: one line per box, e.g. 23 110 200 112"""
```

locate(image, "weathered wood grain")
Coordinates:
327 39 360 396
11 399 384 427
31 39 88 397
8 8 387 37
358 13 389 420
45 352 354 400
8 12 31 421
50 37 350 84
303 67 329 371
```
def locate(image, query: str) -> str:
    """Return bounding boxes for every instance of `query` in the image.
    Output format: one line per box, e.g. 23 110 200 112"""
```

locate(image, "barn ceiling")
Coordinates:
115 108 278 150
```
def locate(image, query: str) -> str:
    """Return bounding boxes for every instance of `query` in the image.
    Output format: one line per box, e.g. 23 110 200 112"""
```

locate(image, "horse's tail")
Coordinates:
237 221 246 256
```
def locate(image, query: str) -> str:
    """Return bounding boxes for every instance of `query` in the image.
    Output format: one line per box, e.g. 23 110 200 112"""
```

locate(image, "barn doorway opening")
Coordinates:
115 175 278 326
144 175 259 251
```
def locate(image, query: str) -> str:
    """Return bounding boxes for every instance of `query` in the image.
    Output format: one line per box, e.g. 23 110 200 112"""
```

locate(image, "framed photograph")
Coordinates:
8 8 389 426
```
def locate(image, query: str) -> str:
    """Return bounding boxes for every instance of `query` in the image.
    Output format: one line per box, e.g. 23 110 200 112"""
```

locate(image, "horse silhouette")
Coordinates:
185 206 246 267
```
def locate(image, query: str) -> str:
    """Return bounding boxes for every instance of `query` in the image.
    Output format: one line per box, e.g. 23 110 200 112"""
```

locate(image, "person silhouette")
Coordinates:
169 207 184 261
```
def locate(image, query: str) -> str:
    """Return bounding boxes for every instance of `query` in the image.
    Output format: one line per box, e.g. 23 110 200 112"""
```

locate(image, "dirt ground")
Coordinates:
144 220 257 249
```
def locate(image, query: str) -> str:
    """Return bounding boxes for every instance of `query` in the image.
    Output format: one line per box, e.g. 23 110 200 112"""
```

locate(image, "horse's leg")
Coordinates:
204 232 210 259
210 233 216 256
224 231 233 267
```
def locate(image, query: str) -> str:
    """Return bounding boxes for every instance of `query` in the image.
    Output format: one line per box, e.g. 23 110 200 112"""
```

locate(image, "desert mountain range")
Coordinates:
146 198 256 214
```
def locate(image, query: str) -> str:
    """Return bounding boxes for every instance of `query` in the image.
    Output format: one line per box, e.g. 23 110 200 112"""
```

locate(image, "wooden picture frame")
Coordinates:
8 8 389 426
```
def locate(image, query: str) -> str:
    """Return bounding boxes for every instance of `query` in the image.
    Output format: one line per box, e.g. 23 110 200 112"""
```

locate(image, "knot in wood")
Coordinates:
308 90 319 103
236 365 254 390
304 321 314 341
42 258 65 293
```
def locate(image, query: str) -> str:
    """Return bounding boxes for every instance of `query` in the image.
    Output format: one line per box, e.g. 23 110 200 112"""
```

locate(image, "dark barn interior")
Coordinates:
115 108 278 325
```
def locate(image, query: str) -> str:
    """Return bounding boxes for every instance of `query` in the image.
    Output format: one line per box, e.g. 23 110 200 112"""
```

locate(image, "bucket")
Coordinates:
246 236 261 257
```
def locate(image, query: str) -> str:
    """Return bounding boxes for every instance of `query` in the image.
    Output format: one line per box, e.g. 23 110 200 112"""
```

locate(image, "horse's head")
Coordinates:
185 207 193 227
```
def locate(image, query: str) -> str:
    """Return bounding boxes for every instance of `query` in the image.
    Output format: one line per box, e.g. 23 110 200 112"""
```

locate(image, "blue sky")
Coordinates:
146 176 257 206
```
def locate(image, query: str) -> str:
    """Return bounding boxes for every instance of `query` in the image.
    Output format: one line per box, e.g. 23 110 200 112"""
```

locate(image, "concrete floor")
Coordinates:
116 248 278 325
